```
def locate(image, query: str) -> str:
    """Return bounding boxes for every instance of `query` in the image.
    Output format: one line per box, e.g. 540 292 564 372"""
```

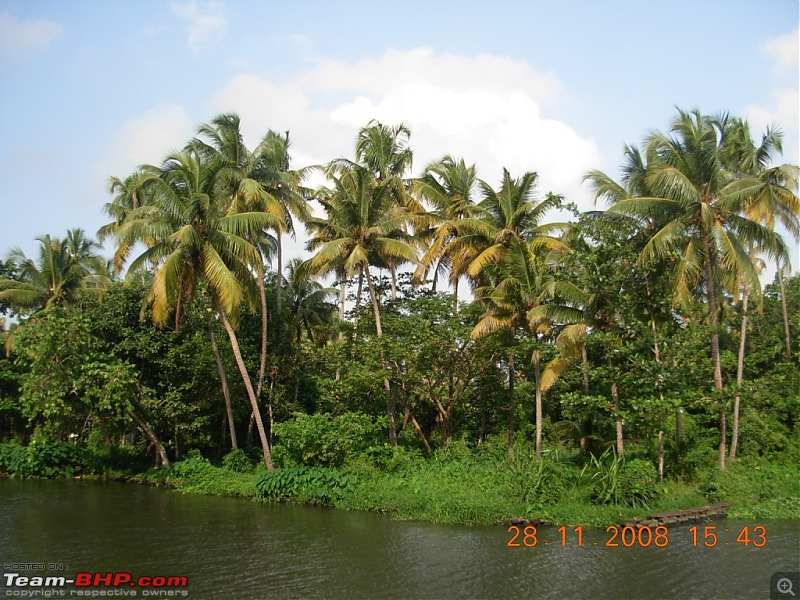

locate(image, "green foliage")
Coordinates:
167 452 256 497
256 466 356 505
272 411 386 467
221 448 255 473
699 457 800 519
587 449 660 508
0 439 84 478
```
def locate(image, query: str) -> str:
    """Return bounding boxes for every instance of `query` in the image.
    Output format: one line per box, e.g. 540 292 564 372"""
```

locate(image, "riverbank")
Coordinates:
2 439 798 527
137 444 800 527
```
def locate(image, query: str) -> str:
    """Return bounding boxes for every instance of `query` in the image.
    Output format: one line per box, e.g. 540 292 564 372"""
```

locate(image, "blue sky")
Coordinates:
1 0 798 274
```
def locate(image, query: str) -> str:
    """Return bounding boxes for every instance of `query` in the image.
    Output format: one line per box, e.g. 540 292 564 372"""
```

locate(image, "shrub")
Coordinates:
255 466 357 505
272 412 386 467
221 448 255 473
0 439 84 478
588 449 659 508
168 452 256 497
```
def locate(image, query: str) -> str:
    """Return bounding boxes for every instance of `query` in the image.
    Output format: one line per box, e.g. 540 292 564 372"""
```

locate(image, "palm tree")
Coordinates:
721 118 799 459
413 155 478 313
283 257 337 344
304 164 418 445
466 169 565 459
352 120 421 301
192 115 289 404
0 229 110 313
114 148 282 469
252 130 312 315
472 237 559 460
459 169 564 285
604 108 788 469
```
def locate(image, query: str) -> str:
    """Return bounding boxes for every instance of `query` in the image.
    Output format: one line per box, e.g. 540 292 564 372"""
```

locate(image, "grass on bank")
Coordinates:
1 436 798 527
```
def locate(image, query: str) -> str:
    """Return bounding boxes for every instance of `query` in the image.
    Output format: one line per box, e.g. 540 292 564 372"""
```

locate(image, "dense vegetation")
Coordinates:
1 109 798 526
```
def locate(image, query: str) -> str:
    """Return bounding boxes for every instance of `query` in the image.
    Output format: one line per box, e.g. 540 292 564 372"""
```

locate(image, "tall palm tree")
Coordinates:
352 120 421 301
604 108 788 469
721 118 799 459
0 230 110 313
413 155 478 313
114 148 282 469
304 164 418 445
472 237 559 460
466 169 565 459
192 115 291 438
252 130 312 314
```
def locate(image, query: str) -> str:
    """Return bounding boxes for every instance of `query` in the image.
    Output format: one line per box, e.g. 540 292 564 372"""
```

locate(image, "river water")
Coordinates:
1 479 798 599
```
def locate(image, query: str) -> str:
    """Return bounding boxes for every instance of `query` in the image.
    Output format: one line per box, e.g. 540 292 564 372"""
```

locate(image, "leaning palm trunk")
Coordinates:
778 265 792 362
217 305 274 470
276 231 283 314
704 239 726 470
206 310 237 449
256 275 268 400
533 351 543 460
730 285 750 460
364 264 396 447
507 349 516 461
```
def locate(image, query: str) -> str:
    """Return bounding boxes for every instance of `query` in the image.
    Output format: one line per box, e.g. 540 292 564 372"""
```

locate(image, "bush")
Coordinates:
0 439 84 478
167 452 257 497
221 448 255 473
255 466 357 505
588 449 659 508
272 412 386 467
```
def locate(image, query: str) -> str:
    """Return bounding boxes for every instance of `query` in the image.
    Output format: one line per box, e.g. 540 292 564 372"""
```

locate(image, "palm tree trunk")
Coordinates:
256 275 268 400
351 271 364 352
390 264 397 302
778 265 792 362
533 351 543 460
730 285 749 461
581 343 590 394
217 306 274 470
276 231 283 314
364 263 396 447
704 239 726 470
508 349 515 461
206 310 237 449
452 277 459 316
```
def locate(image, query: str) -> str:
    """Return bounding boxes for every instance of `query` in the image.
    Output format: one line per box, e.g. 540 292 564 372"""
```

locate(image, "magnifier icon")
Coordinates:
778 578 795 596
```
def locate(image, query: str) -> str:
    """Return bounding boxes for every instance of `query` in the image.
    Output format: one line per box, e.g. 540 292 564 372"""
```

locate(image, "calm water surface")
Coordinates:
1 479 798 599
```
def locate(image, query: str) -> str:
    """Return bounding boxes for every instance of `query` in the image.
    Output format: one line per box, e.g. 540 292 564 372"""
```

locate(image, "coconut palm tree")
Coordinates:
304 164 418 445
283 257 337 344
466 169 565 459
116 148 282 469
721 117 799 459
605 108 789 469
413 155 479 313
0 229 110 313
459 169 564 286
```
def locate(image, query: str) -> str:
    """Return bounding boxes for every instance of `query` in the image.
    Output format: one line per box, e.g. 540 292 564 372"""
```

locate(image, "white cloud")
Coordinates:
761 28 799 75
746 29 800 169
170 0 227 52
213 48 600 211
0 12 61 62
93 104 194 193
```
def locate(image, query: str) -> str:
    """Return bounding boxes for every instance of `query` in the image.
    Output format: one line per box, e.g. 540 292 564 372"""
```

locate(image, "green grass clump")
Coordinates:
167 451 257 498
